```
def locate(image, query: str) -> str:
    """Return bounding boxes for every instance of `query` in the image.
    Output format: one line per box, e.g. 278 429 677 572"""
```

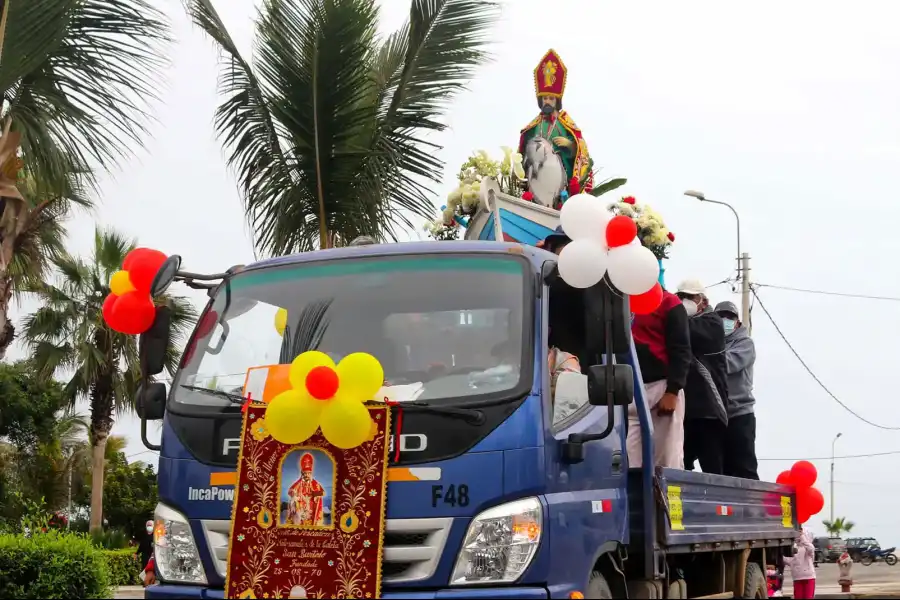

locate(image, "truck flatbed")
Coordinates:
628 468 800 554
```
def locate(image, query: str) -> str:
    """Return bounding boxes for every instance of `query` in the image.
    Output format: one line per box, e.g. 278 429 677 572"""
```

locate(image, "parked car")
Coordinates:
814 536 847 563
846 537 881 561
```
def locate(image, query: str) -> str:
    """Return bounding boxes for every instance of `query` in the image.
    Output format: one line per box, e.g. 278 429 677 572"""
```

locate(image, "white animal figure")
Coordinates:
523 137 566 208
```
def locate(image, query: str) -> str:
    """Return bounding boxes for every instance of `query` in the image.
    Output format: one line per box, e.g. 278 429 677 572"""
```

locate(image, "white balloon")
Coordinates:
559 193 610 242
607 243 660 295
557 239 609 289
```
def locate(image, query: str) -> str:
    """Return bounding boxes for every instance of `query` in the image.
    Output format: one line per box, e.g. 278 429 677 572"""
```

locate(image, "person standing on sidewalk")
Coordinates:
785 529 817 599
677 279 729 475
715 300 759 479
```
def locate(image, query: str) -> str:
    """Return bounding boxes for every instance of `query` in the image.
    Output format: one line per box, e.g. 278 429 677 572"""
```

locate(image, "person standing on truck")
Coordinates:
628 280 692 469
715 300 759 479
677 280 729 475
785 529 817 599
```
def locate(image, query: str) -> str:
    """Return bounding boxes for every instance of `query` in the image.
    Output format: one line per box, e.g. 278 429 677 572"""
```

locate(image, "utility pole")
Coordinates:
830 433 842 522
740 253 751 333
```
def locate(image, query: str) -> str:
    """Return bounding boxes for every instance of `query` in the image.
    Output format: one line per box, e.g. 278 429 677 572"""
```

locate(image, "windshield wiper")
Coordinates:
180 385 247 405
377 401 485 425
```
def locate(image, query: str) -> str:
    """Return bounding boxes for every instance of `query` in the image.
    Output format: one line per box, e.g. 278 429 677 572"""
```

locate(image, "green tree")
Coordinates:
823 517 855 536
187 0 498 253
100 449 157 542
0 0 171 358
21 228 197 531
0 360 87 524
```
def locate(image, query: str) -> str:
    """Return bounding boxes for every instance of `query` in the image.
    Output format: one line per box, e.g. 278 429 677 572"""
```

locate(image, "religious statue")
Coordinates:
518 49 594 207
286 453 326 526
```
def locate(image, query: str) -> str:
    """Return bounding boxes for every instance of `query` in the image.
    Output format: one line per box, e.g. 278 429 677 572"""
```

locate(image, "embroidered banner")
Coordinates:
225 403 390 599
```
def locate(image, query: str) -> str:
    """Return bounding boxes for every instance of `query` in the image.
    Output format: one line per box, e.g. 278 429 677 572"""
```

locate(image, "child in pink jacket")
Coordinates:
784 529 816 598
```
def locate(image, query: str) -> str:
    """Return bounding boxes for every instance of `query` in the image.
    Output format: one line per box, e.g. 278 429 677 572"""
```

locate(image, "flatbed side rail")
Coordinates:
656 468 799 553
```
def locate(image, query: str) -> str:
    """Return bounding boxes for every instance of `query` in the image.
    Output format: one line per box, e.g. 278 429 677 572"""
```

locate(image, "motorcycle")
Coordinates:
860 546 898 566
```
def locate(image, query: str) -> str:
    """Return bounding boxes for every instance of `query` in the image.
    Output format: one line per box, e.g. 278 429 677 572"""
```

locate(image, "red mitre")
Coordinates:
300 452 314 472
533 49 567 99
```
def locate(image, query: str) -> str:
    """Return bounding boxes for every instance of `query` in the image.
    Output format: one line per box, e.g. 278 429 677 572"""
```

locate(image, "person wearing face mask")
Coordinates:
677 279 729 475
715 300 758 479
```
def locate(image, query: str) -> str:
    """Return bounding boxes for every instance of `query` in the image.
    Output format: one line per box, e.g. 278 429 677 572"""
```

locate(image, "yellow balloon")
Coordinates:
109 270 135 296
335 353 384 401
274 308 288 336
264 389 321 444
288 351 335 389
320 396 372 449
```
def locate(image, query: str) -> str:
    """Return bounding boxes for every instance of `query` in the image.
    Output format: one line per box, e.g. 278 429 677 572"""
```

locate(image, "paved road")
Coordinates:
785 562 900 595
114 565 900 599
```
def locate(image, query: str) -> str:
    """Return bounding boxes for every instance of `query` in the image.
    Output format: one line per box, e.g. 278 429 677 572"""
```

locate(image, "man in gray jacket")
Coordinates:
715 301 758 479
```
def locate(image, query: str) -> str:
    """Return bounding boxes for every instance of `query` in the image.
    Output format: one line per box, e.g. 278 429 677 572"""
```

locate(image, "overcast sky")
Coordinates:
11 0 900 542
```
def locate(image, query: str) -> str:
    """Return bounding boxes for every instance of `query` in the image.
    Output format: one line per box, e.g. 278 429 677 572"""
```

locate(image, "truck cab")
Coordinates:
143 241 797 599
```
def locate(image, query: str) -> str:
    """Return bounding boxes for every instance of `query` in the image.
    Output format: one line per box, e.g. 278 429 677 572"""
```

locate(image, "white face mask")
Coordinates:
682 299 698 317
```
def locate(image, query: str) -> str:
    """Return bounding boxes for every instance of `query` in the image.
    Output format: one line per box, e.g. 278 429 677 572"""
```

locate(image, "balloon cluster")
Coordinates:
102 248 167 335
776 461 825 524
265 351 383 449
556 194 664 314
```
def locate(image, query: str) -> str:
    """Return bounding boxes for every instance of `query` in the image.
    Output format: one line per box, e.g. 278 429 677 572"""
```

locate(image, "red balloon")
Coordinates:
101 294 119 327
630 282 663 315
798 486 825 518
776 470 794 486
791 460 818 489
306 365 339 400
606 215 638 248
124 248 167 294
108 291 156 335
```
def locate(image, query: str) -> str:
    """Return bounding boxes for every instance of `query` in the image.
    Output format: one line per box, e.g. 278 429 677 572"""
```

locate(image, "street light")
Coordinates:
831 432 842 522
683 189 750 329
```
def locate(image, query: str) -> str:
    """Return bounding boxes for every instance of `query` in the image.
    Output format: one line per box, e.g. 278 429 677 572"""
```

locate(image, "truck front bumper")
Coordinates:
146 584 549 599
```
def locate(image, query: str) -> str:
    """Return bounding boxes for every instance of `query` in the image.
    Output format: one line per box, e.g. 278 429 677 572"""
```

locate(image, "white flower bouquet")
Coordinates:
425 147 526 240
608 196 675 260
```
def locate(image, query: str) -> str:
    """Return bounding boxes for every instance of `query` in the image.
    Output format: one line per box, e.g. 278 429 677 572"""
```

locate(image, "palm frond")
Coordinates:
3 0 170 191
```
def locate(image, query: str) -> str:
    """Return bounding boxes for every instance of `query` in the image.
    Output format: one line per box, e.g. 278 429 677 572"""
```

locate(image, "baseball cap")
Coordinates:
714 301 739 317
676 279 706 296
537 225 570 249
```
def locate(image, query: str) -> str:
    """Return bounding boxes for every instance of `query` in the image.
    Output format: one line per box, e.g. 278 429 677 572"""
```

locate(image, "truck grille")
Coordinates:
200 517 452 584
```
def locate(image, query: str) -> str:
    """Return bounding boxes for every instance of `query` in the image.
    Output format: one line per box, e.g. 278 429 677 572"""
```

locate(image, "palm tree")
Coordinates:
21 228 197 531
823 517 855 537
0 0 171 358
187 0 498 254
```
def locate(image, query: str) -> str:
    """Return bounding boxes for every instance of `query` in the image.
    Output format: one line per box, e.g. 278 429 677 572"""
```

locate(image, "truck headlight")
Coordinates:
450 497 543 585
153 503 207 585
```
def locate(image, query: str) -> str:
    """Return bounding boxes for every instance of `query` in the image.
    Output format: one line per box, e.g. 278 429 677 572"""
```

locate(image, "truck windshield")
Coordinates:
171 253 530 411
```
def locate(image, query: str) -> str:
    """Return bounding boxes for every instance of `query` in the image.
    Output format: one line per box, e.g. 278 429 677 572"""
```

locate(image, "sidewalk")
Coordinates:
783 583 900 598
114 586 144 599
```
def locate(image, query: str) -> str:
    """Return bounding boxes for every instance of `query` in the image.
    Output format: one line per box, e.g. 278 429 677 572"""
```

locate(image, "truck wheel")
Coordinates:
743 562 767 599
586 571 613 599
886 554 898 566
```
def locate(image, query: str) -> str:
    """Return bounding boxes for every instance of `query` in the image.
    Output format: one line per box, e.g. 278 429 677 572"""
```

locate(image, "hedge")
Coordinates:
104 548 143 586
0 532 112 599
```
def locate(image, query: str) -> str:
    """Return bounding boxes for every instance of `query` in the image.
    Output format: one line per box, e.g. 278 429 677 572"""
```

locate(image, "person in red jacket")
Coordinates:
626 287 692 468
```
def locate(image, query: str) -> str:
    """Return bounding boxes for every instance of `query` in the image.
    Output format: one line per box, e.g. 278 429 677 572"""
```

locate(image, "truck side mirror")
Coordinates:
139 306 172 376
587 364 634 406
136 382 167 421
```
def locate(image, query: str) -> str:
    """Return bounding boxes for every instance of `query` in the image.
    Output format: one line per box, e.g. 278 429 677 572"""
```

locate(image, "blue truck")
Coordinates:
137 241 799 599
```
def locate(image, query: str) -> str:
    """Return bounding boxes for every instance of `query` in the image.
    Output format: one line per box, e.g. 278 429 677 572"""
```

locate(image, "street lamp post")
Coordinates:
831 432 842 522
684 190 750 329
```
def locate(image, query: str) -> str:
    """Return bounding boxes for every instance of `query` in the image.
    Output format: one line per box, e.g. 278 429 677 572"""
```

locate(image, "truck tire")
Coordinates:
586 571 613 599
743 562 767 599
668 578 687 599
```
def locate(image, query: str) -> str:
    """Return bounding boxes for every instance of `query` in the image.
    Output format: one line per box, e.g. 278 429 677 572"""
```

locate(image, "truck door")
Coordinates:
541 275 630 592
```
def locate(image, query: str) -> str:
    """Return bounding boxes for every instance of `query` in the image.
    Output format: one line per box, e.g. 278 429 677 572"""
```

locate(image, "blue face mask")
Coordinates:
723 319 736 335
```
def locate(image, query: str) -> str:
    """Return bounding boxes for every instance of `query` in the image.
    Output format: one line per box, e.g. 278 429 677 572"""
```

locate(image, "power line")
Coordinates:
751 287 900 431
755 283 900 303
759 449 900 461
